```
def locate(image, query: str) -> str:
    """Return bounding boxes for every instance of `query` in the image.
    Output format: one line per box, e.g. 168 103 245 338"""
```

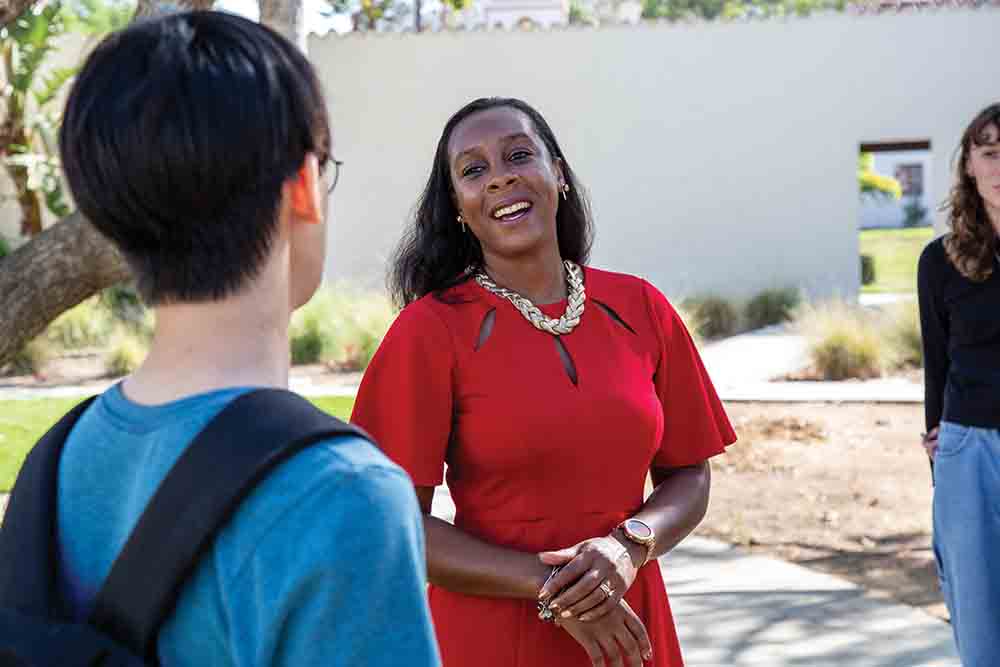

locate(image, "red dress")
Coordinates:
351 267 736 667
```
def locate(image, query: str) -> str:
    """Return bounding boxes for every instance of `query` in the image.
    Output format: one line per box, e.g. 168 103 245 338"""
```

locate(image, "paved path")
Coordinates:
430 487 956 666
664 539 956 666
698 325 922 404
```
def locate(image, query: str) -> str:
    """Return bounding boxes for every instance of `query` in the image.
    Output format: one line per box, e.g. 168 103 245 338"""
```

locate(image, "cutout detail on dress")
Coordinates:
594 299 637 335
475 308 497 351
553 337 579 386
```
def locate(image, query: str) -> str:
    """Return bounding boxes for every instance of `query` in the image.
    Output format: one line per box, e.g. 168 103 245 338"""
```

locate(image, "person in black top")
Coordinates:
918 102 1000 667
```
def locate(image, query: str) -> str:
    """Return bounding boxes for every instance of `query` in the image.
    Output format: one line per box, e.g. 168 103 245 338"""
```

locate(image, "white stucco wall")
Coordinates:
311 9 999 300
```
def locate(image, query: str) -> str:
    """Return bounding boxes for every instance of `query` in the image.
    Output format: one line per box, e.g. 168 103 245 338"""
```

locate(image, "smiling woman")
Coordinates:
351 97 737 667
389 98 593 307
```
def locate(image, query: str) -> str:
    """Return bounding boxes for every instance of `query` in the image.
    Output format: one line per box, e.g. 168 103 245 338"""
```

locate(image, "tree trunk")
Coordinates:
0 212 131 364
0 0 37 28
4 124 43 237
12 164 42 237
0 0 217 367
134 0 215 19
258 0 306 52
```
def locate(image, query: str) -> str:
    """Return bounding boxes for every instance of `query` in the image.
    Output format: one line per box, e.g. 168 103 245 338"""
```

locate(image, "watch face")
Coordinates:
625 519 653 539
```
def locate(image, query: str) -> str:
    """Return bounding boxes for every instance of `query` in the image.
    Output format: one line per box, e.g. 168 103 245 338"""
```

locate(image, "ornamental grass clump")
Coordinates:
795 300 884 380
681 295 739 340
884 301 922 370
290 287 396 370
744 288 801 330
46 297 116 350
104 330 149 377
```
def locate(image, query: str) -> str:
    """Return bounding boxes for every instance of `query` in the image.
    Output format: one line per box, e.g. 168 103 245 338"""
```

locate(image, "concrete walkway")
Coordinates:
664 539 956 666
429 487 957 666
698 325 923 404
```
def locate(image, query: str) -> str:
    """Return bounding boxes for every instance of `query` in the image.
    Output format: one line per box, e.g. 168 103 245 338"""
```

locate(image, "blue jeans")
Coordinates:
933 421 1000 667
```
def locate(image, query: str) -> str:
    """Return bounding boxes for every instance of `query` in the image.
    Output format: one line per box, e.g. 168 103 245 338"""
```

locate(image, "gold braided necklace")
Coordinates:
473 260 586 336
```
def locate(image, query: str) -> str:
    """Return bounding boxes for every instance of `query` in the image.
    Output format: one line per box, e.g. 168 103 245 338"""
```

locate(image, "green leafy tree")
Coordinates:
0 0 212 367
902 198 928 227
643 0 845 21
342 0 470 32
1 0 76 235
62 0 133 35
858 152 902 201
569 0 597 24
352 0 406 30
0 0 133 237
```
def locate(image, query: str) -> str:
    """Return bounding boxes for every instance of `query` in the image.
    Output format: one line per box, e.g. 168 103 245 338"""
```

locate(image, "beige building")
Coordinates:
478 0 569 29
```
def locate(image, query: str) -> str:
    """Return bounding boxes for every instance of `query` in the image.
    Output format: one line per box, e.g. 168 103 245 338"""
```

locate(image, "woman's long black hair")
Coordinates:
389 97 594 307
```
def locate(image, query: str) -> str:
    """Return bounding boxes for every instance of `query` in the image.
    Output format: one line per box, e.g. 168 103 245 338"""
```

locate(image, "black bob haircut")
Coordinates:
388 97 594 308
60 11 331 305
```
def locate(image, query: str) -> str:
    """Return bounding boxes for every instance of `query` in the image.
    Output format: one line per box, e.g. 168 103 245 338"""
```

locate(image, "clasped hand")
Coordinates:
539 535 641 622
537 536 651 665
556 598 652 667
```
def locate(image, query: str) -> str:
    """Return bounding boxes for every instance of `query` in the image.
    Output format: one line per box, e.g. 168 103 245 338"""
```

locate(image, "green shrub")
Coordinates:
335 291 396 370
45 297 116 350
902 199 929 228
290 316 328 365
100 284 146 323
135 308 156 343
795 300 884 380
104 329 148 377
744 288 801 329
860 254 876 286
0 236 10 259
884 301 922 369
289 287 396 369
682 295 739 339
2 338 51 377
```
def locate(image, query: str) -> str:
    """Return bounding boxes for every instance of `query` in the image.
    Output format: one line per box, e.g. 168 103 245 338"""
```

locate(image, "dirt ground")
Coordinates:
701 401 945 620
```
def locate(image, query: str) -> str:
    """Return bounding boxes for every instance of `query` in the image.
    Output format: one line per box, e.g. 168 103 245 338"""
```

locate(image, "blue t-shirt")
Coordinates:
56 384 440 667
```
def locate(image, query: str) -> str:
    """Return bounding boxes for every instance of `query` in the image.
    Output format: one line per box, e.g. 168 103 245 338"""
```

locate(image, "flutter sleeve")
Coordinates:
642 280 737 469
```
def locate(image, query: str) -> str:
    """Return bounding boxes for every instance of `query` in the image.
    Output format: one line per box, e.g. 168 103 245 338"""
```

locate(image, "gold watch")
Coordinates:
617 518 656 567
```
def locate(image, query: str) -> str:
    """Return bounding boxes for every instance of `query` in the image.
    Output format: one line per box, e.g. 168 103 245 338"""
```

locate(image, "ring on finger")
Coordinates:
600 580 615 598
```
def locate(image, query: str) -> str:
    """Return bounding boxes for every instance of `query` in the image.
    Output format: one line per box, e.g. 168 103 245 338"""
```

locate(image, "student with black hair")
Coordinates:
50 12 439 665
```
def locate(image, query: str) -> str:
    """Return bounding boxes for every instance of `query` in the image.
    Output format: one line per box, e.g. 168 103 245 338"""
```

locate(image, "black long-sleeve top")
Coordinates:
918 235 1000 431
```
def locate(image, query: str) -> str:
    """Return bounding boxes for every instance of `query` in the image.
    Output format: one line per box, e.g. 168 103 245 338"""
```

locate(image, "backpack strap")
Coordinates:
0 397 98 616
89 388 370 661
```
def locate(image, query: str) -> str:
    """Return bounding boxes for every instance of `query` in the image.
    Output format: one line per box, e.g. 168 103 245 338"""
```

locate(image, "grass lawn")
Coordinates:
0 395 355 494
858 226 935 294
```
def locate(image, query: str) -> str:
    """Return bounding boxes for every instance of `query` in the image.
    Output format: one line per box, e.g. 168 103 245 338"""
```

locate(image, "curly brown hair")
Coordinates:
943 103 1000 282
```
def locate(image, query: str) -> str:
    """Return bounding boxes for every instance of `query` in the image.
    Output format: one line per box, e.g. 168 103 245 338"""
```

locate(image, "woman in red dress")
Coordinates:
351 97 736 667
